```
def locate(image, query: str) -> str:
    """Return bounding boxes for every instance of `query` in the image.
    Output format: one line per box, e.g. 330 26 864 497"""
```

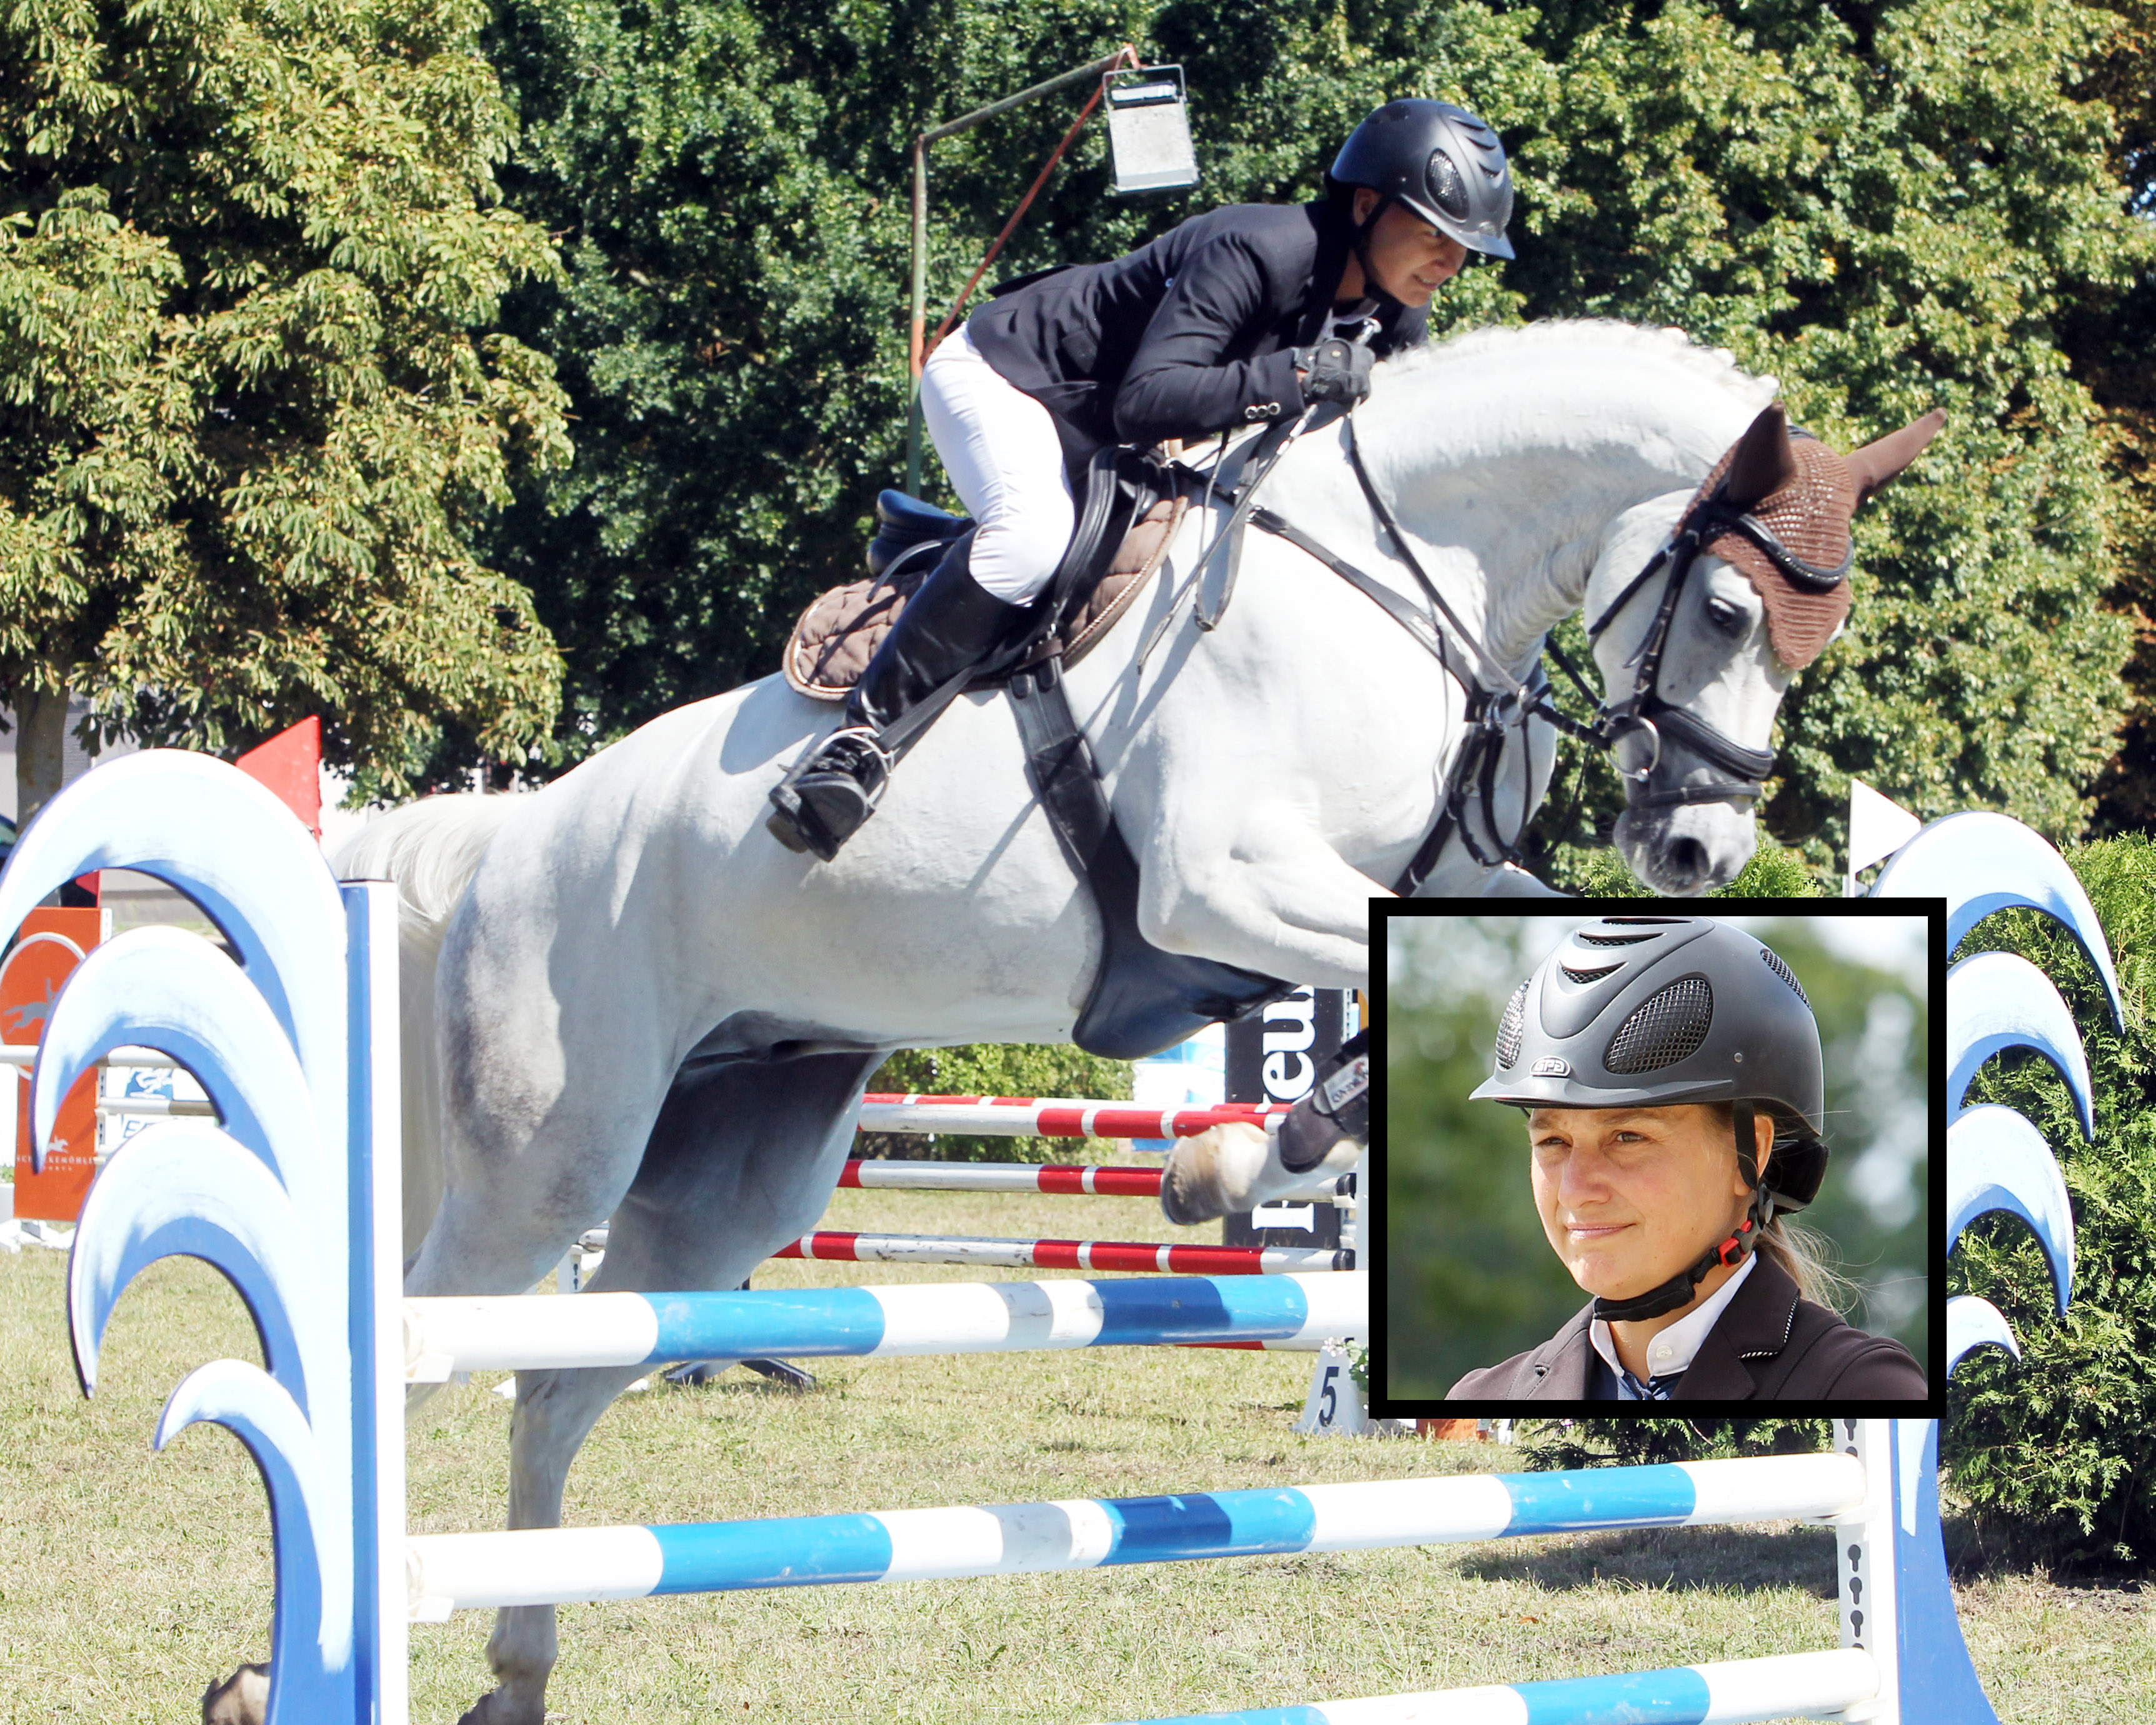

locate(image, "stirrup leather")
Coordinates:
766 726 899 861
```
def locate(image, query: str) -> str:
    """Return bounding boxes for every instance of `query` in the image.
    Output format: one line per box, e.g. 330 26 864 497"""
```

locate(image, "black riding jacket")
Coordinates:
966 199 1427 452
1442 1257 1930 1402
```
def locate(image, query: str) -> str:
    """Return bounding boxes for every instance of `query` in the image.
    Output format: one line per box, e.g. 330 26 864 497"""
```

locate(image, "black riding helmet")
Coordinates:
1328 99 1516 263
1469 916 1830 1322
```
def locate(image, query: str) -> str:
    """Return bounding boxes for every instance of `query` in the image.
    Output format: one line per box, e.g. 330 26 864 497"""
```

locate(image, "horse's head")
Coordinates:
1584 401 1945 895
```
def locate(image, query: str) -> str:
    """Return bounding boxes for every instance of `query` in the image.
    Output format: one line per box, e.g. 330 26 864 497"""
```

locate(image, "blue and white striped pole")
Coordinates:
404 1271 1365 1380
405 1453 1864 1618
1105 1649 1879 1725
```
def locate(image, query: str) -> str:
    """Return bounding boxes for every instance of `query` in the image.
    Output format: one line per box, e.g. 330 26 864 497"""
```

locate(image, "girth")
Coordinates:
1007 658 1293 1058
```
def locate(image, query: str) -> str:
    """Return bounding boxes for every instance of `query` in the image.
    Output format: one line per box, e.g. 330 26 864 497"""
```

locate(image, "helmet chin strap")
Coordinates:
1591 1102 1772 1325
1347 192 1405 313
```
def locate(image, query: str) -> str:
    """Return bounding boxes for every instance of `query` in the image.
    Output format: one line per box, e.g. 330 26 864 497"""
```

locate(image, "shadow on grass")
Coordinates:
1455 1522 1842 1598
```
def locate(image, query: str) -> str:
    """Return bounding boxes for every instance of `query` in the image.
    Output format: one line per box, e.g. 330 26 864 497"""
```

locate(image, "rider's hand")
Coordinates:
1294 338 1374 409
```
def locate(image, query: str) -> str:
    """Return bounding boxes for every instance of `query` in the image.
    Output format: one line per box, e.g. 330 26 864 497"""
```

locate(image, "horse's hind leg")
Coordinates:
461 1048 884 1725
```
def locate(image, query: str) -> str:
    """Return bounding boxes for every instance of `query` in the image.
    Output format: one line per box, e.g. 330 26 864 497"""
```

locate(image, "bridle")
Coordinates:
1179 413 1850 894
1573 464 1850 811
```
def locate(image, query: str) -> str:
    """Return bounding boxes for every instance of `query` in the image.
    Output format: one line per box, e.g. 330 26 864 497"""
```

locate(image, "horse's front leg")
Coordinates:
1132 813 1381 988
459 1362 657 1725
1132 812 1377 1224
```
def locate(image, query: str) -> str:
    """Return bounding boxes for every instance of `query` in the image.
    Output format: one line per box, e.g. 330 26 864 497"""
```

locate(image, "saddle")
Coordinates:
782 447 1187 701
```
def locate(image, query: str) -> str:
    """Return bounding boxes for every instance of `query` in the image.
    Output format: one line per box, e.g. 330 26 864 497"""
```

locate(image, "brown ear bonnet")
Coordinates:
1686 405 1946 668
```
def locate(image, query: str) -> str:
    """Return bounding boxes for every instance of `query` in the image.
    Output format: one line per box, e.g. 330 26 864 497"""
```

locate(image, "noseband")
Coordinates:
1574 474 1849 811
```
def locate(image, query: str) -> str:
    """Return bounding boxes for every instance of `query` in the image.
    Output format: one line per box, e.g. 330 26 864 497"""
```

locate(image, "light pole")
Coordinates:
904 51 1135 495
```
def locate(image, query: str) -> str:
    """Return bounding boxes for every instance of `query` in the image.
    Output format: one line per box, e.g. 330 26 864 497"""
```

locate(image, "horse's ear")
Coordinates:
1846 409 1947 506
1724 403 1798 509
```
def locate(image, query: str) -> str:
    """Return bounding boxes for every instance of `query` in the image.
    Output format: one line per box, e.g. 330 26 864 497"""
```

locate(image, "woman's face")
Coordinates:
1526 1105 1755 1301
1350 189 1468 306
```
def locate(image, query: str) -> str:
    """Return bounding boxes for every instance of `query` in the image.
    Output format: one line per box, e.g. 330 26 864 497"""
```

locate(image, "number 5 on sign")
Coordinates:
1293 1341 1369 1436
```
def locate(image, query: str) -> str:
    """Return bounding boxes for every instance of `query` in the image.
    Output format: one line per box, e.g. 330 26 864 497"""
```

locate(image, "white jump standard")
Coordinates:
12 751 2097 1725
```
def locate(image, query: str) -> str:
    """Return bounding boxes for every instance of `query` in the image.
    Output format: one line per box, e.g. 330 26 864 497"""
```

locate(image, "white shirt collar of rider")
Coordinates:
1589 1252 1758 1386
1329 298 1380 343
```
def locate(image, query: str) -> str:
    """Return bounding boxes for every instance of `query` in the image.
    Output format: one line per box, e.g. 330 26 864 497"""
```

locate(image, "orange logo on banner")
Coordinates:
6 908 107 1222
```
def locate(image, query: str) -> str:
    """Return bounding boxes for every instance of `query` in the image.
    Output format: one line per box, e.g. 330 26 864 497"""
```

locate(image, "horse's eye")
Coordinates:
1704 596 1744 633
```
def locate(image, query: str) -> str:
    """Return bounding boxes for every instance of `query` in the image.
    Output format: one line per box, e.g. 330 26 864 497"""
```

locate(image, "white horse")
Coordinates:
209 322 1935 1725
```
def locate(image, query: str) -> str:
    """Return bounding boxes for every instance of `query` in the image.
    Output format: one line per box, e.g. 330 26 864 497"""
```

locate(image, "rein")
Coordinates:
1179 418 1822 893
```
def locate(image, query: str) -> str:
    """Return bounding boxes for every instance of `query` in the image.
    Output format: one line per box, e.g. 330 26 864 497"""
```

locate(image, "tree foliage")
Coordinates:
0 0 573 811
1502 0 2149 869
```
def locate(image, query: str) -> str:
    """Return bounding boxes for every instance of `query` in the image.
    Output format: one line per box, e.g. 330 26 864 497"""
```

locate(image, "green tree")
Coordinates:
1492 0 2150 873
0 0 573 817
2076 0 2156 833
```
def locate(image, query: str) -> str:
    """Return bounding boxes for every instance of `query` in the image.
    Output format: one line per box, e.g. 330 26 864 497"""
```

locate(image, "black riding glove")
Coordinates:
1294 338 1375 409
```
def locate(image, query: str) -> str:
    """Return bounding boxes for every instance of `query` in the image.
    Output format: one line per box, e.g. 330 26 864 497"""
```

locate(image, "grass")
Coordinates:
2 1179 2145 1724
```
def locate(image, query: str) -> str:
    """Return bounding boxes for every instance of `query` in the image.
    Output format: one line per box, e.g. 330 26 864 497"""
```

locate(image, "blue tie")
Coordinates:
1619 1366 1682 1401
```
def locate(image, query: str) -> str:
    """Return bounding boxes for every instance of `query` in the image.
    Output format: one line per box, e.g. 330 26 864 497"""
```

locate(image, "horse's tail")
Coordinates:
332 794 519 1264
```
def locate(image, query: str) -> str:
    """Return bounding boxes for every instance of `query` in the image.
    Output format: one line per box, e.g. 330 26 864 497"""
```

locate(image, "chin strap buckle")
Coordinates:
1712 1216 1757 1269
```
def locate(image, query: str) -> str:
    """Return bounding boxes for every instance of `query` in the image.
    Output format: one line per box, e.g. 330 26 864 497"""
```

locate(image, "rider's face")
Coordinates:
1525 1105 1761 1304
1351 190 1469 306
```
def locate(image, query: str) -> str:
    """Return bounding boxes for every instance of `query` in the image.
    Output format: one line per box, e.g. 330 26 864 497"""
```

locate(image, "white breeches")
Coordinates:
920 324 1077 602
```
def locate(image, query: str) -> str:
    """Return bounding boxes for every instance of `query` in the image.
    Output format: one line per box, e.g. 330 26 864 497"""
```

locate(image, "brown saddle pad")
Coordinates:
782 494 1188 702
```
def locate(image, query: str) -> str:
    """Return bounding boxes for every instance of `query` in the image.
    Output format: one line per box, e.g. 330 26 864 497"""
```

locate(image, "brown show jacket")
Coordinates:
1445 1258 1927 1401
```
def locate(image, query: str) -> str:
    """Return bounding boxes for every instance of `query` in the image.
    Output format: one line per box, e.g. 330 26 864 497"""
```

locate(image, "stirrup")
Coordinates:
766 726 897 861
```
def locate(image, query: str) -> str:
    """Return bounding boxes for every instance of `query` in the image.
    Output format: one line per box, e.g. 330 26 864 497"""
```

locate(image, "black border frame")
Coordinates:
1369 894 1947 1421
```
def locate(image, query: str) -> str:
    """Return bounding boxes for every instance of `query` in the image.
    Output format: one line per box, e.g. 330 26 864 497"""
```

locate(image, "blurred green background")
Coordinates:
1382 913 1930 1400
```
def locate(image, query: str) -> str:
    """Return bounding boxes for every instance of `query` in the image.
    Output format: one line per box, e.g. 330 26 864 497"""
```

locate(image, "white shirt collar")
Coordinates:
1589 1253 1757 1386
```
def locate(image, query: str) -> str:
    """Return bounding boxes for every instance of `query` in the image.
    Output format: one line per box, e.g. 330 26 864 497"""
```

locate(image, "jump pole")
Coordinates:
856 1094 1290 1136
837 1156 1351 1203
406 1450 1865 1614
406 1271 1364 1379
16 751 2085 1725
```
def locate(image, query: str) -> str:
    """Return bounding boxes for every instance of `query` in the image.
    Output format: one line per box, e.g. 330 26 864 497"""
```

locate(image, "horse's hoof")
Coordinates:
1160 1121 1273 1224
456 1688 545 1725
201 1662 271 1725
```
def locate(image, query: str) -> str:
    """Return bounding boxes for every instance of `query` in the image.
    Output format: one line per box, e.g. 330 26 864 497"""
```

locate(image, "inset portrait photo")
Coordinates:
1372 905 1940 1413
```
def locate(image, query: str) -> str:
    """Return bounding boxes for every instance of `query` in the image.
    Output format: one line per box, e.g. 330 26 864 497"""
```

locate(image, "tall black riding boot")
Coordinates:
767 536 1031 861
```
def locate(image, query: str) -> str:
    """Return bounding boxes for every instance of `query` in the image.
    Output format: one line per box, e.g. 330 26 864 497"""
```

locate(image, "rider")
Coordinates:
767 98 1517 861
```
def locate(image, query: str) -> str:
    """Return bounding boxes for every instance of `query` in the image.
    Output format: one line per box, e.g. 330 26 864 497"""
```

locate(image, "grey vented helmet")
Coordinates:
1328 99 1515 261
1469 916 1827 1211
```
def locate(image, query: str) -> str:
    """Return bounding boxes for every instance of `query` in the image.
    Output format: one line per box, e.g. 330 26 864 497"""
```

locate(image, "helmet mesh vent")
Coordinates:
1561 961 1622 983
1495 981 1529 1068
1760 944 1810 1007
1424 148 1469 219
1605 976 1714 1074
1575 931 1657 947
